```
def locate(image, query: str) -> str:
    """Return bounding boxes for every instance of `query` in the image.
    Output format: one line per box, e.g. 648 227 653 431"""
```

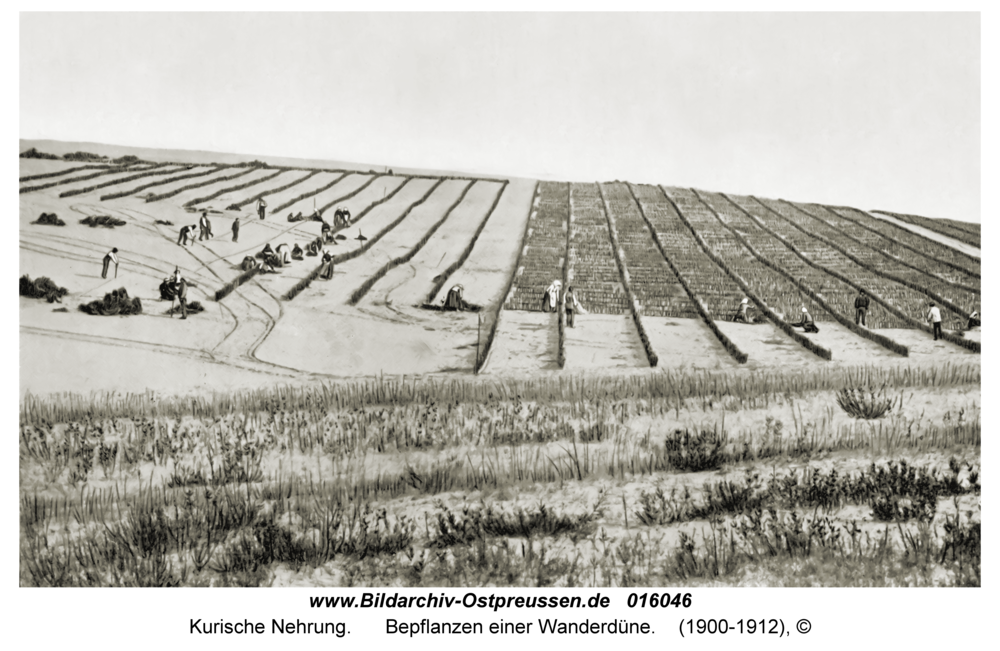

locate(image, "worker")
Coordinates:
792 306 820 333
256 197 267 220
259 243 274 259
733 298 753 323
320 248 335 280
967 310 980 330
341 208 352 225
563 285 586 327
321 220 333 242
444 284 469 311
275 243 291 265
292 243 304 260
101 248 119 279
177 224 197 246
199 211 213 240
232 217 240 242
333 208 344 228
854 289 870 326
927 302 942 340
172 267 183 285
311 208 323 223
176 276 189 320
241 256 257 272
542 280 562 313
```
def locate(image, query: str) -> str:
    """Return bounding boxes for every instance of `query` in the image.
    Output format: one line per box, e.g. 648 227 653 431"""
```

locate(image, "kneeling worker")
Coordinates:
792 306 819 333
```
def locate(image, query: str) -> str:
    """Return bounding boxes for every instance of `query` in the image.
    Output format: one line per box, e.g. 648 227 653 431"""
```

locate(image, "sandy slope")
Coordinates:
190 169 314 211
429 178 536 309
564 314 648 369
643 317 741 371
366 180 504 308
482 311 560 374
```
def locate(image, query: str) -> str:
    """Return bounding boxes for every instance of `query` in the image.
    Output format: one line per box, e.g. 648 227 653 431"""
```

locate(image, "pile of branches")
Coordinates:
155 219 173 226
20 275 68 303
165 301 205 315
79 215 126 228
79 287 142 316
226 204 241 211
33 212 65 226
64 151 108 161
287 211 308 222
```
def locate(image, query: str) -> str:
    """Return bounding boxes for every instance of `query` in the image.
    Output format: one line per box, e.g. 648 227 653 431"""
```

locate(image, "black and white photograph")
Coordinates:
14 7 989 648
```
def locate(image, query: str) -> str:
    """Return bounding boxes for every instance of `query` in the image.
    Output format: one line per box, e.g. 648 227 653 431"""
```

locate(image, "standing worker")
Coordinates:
232 217 240 242
101 248 119 279
854 289 870 326
176 276 189 320
927 302 942 340
320 248 335 280
199 211 213 241
968 309 981 330
563 285 586 327
542 280 562 313
256 197 268 220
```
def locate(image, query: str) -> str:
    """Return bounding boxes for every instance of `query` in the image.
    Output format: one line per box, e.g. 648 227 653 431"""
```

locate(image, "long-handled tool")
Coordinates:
115 263 118 279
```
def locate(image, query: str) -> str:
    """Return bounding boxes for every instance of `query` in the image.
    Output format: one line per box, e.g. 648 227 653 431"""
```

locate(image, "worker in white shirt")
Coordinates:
927 303 943 340
102 248 119 279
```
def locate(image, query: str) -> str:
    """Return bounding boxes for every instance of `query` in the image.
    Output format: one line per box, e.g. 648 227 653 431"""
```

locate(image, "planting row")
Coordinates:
601 183 697 318
20 162 150 194
871 210 980 249
567 183 628 315
629 185 746 321
666 187 830 325
100 167 222 201
505 181 569 312
812 205 980 280
182 168 285 208
59 164 191 198
752 198 972 327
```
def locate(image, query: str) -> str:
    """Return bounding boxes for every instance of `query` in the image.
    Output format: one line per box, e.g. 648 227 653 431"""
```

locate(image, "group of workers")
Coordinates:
541 280 587 327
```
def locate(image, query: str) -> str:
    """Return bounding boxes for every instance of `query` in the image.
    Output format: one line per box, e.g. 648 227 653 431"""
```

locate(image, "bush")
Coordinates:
20 147 60 160
662 427 725 472
32 213 65 226
63 151 108 161
79 288 142 315
20 275 69 303
79 215 126 228
836 386 897 419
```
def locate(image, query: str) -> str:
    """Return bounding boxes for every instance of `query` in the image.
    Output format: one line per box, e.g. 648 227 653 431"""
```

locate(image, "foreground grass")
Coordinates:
20 365 980 587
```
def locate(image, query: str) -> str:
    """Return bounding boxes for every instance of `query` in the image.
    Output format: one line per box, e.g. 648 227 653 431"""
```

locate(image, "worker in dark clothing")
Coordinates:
321 220 333 242
178 224 197 246
101 248 119 279
176 277 189 319
341 208 351 225
320 248 335 280
792 306 820 333
563 285 586 327
444 284 469 311
854 290 870 326
256 198 267 220
199 212 213 240
232 218 240 242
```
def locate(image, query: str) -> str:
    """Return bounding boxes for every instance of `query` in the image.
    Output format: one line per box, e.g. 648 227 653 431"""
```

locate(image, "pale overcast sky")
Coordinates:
20 12 980 222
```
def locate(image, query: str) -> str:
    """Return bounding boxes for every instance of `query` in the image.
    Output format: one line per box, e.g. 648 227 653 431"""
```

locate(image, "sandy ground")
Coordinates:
19 153 982 398
482 311 560 374
565 313 648 369
254 171 342 215
364 180 504 308
99 166 216 199
20 158 111 179
429 178 536 309
865 210 981 258
644 317 741 371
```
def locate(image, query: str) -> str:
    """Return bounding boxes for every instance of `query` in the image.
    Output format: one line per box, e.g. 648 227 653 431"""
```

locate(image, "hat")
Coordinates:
801 307 808 313
741 298 748 304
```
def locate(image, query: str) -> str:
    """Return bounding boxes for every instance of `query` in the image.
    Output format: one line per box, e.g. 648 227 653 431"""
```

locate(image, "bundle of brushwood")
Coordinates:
79 215 126 228
165 301 205 315
33 212 65 226
79 287 142 315
20 275 69 303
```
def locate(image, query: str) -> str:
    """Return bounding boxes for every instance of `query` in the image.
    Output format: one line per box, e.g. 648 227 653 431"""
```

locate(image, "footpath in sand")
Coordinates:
366 180 504 308
564 314 648 370
482 311 559 374
429 178 536 310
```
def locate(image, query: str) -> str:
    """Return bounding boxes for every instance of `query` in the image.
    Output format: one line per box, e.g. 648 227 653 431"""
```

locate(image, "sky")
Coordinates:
20 12 981 222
